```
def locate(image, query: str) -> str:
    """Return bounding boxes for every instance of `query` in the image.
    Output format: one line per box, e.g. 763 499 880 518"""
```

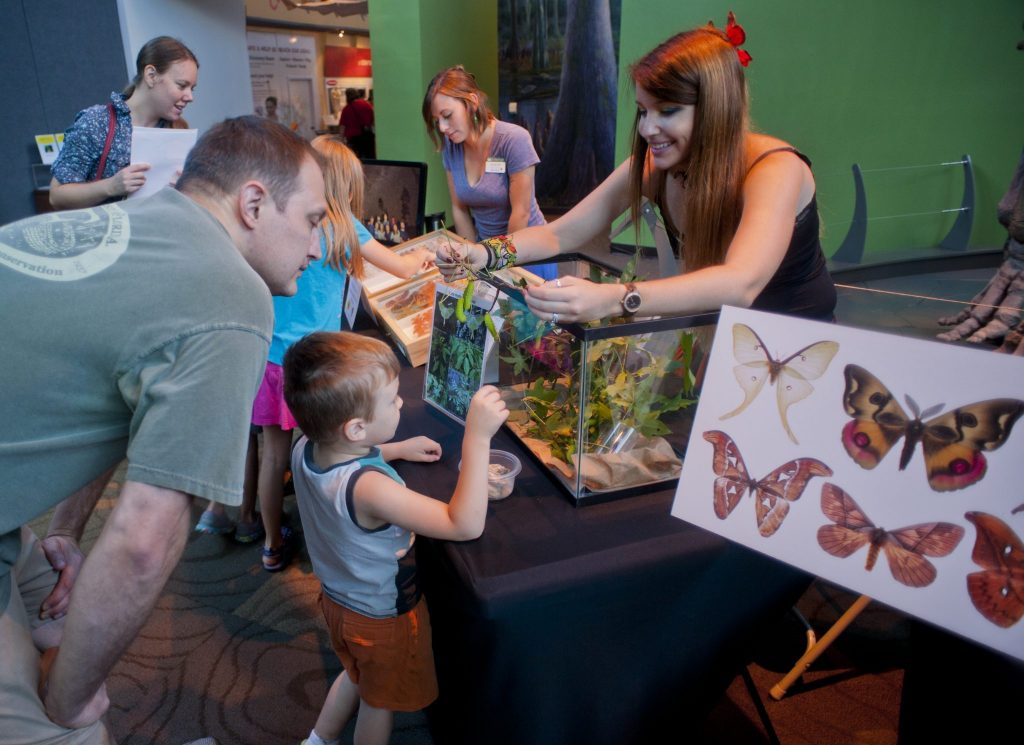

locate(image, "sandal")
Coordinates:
261 526 294 572
234 515 265 544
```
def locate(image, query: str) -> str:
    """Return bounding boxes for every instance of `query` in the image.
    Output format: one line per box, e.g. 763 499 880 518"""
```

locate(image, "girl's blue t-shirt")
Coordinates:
267 220 372 365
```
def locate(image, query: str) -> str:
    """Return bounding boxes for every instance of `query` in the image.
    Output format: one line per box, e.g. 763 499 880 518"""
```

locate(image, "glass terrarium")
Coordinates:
495 256 718 505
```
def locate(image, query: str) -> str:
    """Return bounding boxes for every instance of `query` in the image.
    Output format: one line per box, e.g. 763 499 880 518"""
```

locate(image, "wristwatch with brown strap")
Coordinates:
621 282 642 315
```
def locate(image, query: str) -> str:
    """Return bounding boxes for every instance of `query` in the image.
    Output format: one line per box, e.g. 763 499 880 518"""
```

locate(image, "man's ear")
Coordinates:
343 417 366 442
238 181 269 230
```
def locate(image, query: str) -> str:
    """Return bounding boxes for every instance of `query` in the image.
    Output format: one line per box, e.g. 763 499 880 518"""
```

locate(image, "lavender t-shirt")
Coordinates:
442 120 546 240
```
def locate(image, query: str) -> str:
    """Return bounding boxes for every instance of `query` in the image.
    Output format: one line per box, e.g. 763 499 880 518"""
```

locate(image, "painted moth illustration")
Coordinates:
964 511 1024 628
720 323 839 444
817 483 964 587
704 430 832 537
841 364 1023 492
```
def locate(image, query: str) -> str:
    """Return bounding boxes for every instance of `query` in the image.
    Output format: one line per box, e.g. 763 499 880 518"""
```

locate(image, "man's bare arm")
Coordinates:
42 480 192 728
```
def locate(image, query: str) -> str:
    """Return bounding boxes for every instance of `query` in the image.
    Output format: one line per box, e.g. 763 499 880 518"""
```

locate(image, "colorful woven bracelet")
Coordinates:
481 234 518 269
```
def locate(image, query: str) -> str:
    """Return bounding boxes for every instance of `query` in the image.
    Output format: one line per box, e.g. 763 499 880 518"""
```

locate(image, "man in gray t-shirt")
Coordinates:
0 116 326 742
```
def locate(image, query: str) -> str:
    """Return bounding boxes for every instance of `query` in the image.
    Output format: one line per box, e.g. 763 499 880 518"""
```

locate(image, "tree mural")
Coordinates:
535 0 617 208
499 0 620 211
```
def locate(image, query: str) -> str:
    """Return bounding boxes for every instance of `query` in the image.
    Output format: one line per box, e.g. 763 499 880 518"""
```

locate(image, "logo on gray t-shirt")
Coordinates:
0 205 130 281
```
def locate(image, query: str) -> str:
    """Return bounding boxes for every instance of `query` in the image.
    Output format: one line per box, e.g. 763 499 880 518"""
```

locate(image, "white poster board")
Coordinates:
672 306 1024 661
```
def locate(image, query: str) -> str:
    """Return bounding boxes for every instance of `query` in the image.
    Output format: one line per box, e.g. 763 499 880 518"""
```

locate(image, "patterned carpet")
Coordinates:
30 479 432 745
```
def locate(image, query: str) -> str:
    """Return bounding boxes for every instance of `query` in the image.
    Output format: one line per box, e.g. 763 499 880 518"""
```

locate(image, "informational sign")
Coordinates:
672 305 1024 662
34 134 61 164
246 31 318 135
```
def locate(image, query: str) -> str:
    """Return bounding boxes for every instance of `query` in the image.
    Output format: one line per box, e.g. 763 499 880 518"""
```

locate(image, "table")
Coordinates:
388 364 809 745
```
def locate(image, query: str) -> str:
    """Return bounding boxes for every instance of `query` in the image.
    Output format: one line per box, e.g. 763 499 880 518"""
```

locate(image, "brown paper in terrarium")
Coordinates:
513 423 681 492
576 435 681 491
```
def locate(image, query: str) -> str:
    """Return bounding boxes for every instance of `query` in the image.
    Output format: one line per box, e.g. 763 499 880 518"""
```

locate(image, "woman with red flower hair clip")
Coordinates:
438 13 836 323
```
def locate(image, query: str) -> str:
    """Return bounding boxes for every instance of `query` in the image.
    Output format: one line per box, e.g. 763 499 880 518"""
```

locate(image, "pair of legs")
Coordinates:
310 671 392 745
198 425 294 568
248 425 294 568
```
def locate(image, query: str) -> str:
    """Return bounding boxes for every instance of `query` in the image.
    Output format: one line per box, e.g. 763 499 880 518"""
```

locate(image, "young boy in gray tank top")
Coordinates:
283 331 508 745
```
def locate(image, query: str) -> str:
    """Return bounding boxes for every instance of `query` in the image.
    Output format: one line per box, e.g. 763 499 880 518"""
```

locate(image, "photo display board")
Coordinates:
672 306 1024 661
423 282 503 423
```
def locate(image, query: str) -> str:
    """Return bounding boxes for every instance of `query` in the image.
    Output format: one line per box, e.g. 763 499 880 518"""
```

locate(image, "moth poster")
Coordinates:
672 305 1024 661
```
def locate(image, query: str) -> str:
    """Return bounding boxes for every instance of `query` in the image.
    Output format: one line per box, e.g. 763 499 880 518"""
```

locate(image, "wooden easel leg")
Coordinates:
769 594 873 700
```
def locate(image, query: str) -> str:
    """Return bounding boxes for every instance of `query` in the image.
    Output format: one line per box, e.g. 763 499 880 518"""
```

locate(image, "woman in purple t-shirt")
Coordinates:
422 66 556 280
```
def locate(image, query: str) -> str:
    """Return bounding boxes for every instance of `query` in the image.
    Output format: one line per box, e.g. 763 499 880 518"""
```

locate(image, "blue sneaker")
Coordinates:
194 509 234 535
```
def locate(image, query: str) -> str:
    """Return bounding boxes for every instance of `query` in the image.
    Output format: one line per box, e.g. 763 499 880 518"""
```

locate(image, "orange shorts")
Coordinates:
319 593 438 712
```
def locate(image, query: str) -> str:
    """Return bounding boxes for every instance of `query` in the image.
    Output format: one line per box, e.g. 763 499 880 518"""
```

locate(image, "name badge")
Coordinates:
343 274 363 329
484 157 507 174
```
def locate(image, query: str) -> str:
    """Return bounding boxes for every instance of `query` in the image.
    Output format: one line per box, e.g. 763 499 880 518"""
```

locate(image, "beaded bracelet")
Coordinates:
481 234 518 270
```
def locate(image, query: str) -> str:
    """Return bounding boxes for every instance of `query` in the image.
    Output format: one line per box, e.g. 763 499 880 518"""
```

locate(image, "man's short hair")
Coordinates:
283 331 400 443
176 116 320 210
265 96 278 105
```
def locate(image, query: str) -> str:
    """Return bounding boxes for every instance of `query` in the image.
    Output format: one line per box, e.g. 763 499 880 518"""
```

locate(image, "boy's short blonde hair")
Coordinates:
283 331 401 443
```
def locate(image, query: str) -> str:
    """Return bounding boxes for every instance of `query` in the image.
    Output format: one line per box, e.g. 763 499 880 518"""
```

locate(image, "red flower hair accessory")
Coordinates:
725 11 752 67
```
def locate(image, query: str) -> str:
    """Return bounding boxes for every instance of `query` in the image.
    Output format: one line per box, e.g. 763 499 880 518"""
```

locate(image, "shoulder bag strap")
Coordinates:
92 102 117 182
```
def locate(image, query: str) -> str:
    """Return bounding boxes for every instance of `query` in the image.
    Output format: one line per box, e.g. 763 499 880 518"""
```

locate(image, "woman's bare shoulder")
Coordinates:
743 134 815 208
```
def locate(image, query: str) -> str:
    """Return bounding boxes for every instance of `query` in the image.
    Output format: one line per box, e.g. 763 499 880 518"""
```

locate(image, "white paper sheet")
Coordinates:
129 127 198 200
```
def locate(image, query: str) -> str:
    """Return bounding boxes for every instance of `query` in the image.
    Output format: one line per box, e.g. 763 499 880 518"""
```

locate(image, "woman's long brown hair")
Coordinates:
628 25 749 271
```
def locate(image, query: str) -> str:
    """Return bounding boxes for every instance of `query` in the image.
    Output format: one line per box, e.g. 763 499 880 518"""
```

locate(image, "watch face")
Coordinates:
623 291 642 313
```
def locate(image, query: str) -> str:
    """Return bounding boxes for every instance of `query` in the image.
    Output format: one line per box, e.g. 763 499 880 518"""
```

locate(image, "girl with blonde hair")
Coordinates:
196 138 432 568
439 15 835 323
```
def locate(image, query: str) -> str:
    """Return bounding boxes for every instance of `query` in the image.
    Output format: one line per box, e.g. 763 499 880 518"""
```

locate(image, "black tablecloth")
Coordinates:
389 364 809 745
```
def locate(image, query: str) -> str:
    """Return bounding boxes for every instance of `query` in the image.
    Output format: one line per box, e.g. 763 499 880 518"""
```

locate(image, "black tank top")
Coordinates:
658 147 836 321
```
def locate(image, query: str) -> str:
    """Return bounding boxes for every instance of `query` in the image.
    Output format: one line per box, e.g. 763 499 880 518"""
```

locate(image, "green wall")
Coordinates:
617 0 1024 256
369 0 497 220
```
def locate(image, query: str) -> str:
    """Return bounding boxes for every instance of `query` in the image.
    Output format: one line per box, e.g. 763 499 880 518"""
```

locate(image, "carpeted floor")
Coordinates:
32 479 916 745
27 254 1004 745
31 491 433 745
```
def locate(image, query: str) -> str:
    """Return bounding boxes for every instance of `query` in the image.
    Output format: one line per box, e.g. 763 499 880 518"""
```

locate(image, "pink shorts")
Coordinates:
251 362 298 430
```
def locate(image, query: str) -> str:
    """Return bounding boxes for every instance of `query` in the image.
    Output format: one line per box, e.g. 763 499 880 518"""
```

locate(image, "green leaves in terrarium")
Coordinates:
500 307 699 467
